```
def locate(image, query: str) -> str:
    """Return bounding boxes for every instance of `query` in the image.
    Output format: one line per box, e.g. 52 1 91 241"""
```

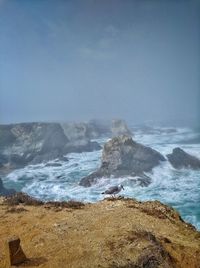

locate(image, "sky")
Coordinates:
0 0 199 126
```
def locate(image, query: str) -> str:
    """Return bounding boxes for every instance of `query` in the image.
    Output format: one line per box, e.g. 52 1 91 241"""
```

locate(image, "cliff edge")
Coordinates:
0 196 200 267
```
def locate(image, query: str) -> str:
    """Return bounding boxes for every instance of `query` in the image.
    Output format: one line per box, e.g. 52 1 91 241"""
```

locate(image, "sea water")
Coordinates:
2 126 200 230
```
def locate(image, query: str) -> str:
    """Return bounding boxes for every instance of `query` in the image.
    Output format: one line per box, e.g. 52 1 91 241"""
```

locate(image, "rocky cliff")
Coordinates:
0 122 100 174
0 196 199 268
0 119 132 174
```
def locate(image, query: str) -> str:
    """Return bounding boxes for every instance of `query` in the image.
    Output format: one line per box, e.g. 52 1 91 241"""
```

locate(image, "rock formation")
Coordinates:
167 147 200 169
0 196 200 268
80 135 165 187
0 178 15 196
0 122 100 174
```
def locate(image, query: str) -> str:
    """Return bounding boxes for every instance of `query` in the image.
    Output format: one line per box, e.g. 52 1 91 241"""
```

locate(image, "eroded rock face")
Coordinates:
0 123 68 169
0 122 101 173
0 178 15 196
80 135 165 187
167 148 200 169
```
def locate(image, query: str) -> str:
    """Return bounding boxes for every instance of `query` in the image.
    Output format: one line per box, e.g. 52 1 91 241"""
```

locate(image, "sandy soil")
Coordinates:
0 197 200 268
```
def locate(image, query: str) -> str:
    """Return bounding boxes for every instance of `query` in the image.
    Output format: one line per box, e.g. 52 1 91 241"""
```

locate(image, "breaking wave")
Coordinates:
2 127 200 230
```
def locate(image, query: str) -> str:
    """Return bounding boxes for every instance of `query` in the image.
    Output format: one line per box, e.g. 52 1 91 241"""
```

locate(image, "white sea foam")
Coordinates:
2 126 200 229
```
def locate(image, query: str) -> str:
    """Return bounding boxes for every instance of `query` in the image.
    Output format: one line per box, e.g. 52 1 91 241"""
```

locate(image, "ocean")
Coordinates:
2 126 200 230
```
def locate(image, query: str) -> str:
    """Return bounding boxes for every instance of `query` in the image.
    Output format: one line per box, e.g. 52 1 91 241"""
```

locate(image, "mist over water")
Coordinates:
0 0 200 232
0 0 199 125
2 126 200 229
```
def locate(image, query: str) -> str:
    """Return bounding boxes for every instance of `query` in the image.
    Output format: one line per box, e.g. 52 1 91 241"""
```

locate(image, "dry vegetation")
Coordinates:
0 196 200 267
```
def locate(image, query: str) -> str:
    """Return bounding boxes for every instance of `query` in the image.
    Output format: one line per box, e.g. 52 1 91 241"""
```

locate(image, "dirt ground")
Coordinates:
0 197 200 268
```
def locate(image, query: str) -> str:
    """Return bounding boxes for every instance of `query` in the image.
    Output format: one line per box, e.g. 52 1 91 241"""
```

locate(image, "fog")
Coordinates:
0 0 199 126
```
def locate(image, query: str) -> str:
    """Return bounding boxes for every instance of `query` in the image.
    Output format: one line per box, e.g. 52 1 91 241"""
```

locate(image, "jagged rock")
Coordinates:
0 123 68 168
80 135 165 187
167 147 200 169
6 236 27 266
0 122 101 173
0 178 15 196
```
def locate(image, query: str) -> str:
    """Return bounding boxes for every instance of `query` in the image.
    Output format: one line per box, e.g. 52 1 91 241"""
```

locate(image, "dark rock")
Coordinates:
45 162 62 167
0 178 16 196
6 236 27 266
80 135 165 187
167 147 200 169
0 122 101 172
0 123 68 168
58 156 68 162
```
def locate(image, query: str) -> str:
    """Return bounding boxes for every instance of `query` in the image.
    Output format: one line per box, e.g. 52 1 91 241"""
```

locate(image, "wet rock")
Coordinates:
0 122 101 173
0 178 16 196
6 236 27 266
80 135 165 186
167 147 200 169
0 123 68 168
45 162 62 167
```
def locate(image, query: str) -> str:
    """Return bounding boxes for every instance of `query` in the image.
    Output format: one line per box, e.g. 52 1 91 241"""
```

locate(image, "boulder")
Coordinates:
6 236 27 266
79 135 165 186
0 178 16 196
167 147 200 169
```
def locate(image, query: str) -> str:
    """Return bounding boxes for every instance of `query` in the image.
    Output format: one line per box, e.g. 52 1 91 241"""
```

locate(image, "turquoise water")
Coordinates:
2 127 200 230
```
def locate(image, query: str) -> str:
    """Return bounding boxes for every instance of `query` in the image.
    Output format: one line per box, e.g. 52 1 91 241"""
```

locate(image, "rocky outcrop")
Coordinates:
0 197 200 268
0 122 101 173
80 135 165 187
0 178 15 196
0 123 68 169
167 147 200 169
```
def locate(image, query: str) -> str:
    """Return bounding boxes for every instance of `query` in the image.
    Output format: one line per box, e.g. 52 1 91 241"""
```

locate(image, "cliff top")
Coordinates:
0 197 200 268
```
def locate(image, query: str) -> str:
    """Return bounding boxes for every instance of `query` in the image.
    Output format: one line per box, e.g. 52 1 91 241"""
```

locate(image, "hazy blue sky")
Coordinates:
0 0 199 125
